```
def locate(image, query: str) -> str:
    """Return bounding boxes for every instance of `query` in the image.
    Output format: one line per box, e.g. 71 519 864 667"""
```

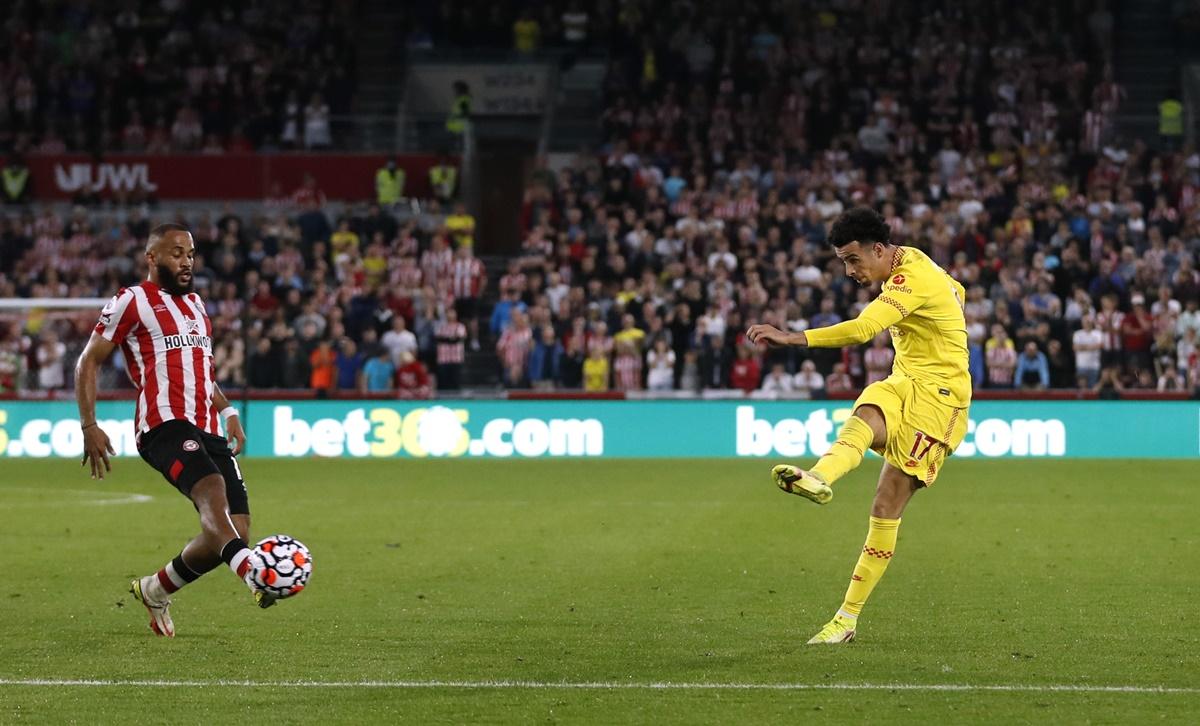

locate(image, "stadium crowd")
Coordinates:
0 0 358 154
2 0 1200 398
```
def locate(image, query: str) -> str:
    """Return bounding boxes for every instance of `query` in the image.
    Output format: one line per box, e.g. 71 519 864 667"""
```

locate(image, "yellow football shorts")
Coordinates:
852 373 969 486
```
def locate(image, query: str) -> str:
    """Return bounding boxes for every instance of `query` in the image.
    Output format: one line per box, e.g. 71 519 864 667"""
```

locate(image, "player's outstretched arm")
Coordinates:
75 332 117 479
213 383 245 456
746 324 808 347
801 299 903 348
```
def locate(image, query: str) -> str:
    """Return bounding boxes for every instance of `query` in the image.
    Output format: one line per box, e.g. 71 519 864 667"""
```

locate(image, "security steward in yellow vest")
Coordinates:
430 158 458 204
2 155 30 204
375 158 404 207
447 80 471 137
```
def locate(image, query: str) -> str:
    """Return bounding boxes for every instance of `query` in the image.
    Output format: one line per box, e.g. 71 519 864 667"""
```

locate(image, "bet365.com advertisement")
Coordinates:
1 400 1197 459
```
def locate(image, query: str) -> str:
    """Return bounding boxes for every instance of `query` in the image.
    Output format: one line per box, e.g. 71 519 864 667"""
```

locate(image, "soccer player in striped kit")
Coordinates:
75 224 272 638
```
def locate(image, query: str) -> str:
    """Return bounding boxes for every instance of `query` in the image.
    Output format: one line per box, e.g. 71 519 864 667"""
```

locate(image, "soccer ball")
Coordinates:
252 535 313 599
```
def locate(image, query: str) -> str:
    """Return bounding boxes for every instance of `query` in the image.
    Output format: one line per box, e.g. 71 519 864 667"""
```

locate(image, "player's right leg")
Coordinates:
772 403 887 505
188 473 265 594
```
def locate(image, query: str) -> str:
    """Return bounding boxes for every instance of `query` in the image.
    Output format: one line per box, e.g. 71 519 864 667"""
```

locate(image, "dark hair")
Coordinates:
148 222 190 241
828 207 890 248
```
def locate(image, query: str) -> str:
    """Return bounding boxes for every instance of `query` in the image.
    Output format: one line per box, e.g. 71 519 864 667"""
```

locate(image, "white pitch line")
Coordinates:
0 488 152 508
0 679 1196 694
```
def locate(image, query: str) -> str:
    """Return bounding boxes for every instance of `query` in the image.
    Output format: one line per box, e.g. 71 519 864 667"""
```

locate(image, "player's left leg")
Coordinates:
807 463 920 645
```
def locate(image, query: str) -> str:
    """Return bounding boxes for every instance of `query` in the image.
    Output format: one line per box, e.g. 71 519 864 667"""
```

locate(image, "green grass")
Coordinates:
0 457 1197 724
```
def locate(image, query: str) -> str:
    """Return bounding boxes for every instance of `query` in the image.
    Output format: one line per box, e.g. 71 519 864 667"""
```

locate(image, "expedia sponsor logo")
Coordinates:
163 333 212 351
884 283 913 294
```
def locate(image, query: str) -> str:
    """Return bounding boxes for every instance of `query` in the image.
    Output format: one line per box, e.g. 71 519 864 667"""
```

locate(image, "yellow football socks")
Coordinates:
810 415 875 485
838 516 901 618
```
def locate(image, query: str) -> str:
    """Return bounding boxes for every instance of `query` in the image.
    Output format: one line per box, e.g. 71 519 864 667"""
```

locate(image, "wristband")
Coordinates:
81 422 97 431
219 406 239 421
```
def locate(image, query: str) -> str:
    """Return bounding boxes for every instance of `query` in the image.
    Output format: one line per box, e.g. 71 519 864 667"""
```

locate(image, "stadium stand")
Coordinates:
0 0 358 153
1 0 1199 397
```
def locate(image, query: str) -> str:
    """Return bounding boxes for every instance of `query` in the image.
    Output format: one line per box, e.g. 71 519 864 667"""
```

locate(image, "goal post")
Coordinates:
0 297 125 394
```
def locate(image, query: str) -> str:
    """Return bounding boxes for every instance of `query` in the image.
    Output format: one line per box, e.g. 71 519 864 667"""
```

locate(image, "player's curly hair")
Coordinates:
828 207 890 248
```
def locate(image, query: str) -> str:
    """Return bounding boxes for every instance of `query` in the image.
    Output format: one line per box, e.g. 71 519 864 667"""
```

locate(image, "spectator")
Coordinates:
759 363 794 396
559 337 585 389
583 345 610 392
1046 340 1074 390
497 310 534 387
1121 295 1154 374
1095 295 1125 371
1094 366 1125 400
1178 328 1198 379
248 337 278 388
361 349 395 393
729 344 761 394
381 316 418 368
700 335 730 390
280 338 311 389
445 202 477 250
613 313 646 352
490 287 528 336
435 308 467 391
0 337 22 393
985 325 1017 388
864 335 894 385
646 338 676 391
1158 366 1184 391
35 330 66 390
793 360 826 399
1015 342 1051 390
825 363 854 396
1072 315 1104 388
1177 299 1200 339
335 338 363 391
303 93 332 149
513 9 540 52
214 338 246 388
529 326 564 390
309 340 337 392
612 340 643 392
395 351 432 399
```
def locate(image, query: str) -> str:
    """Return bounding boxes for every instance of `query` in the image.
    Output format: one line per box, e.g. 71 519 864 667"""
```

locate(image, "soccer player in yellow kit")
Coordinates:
747 207 970 644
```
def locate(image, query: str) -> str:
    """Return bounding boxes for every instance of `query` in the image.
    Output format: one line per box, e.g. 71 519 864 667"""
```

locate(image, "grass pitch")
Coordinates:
0 456 1197 724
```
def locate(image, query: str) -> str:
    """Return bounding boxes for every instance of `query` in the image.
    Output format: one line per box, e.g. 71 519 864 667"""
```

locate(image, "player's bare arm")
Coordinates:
212 383 245 456
746 325 808 347
75 331 118 479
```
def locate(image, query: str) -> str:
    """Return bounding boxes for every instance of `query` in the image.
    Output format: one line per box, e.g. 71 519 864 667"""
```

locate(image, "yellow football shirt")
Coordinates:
445 213 475 248
583 357 610 392
804 246 971 406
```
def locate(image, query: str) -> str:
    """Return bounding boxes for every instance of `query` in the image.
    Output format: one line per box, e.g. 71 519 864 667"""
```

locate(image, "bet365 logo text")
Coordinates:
0 409 139 458
272 406 604 458
735 406 1066 458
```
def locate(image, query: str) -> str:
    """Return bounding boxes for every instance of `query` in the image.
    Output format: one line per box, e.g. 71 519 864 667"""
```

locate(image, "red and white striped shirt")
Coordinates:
451 257 485 299
613 353 643 391
435 320 467 365
421 246 453 285
94 281 218 437
497 326 534 370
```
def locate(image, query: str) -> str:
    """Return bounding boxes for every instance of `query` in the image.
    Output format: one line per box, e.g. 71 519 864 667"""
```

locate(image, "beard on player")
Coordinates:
157 262 194 296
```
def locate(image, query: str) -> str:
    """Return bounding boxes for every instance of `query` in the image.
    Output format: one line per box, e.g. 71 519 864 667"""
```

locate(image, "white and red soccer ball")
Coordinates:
252 535 312 599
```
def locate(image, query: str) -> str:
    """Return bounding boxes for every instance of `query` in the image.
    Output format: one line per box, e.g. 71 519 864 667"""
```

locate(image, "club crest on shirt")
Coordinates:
182 440 199 452
184 318 202 335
